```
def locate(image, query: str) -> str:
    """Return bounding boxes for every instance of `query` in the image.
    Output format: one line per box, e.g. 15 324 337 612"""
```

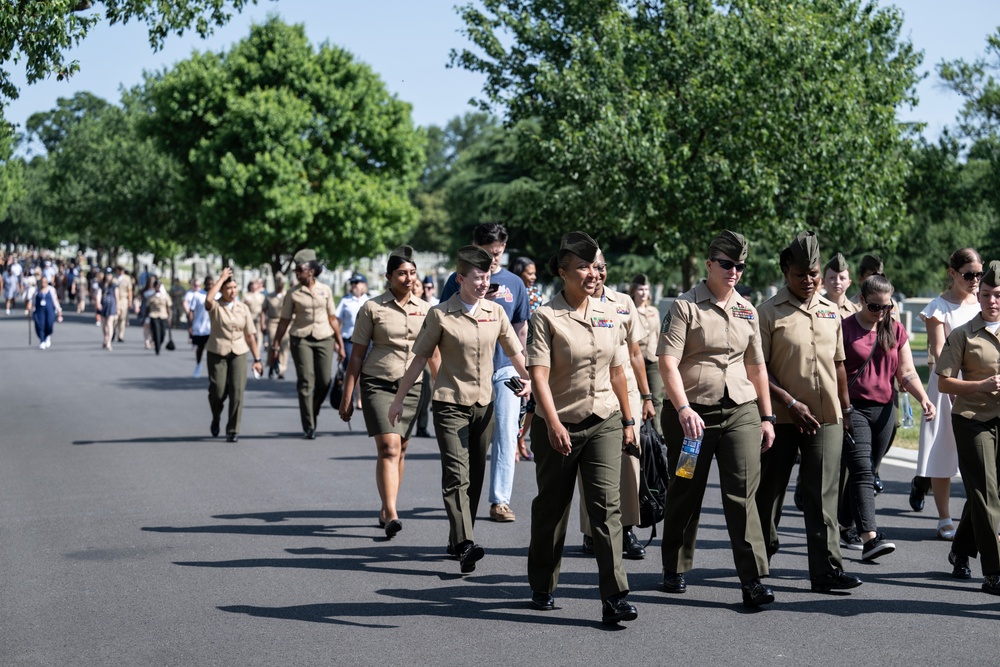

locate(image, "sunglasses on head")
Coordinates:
962 271 984 282
865 302 893 313
711 258 746 272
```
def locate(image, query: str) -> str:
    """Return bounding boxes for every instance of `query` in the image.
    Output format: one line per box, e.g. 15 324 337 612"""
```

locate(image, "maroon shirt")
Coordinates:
842 314 908 404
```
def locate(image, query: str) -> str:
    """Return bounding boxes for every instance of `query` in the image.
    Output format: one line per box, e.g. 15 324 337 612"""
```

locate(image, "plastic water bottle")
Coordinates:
901 393 915 429
675 434 702 479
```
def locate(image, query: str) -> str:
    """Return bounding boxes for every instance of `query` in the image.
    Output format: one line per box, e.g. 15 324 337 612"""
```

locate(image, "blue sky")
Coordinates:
4 0 999 145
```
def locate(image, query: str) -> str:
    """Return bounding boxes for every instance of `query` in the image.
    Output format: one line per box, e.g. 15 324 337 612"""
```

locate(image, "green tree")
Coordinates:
0 0 261 110
141 16 425 274
28 93 191 262
0 121 23 224
453 0 922 289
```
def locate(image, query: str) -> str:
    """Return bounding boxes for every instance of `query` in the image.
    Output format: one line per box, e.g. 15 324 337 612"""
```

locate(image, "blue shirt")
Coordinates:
440 267 529 371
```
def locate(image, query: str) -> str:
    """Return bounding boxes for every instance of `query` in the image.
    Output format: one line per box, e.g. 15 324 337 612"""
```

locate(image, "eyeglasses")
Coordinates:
962 271 984 282
711 258 746 272
865 302 894 313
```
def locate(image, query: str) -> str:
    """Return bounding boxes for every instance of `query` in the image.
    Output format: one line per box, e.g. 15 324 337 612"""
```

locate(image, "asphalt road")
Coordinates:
1 311 997 666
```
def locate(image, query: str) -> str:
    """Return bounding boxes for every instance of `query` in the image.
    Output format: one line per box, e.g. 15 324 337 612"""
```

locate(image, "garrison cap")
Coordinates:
709 230 748 262
293 249 317 265
982 260 1000 288
559 231 600 262
458 245 493 273
631 273 650 286
859 254 884 277
824 252 849 274
786 231 821 270
389 245 415 263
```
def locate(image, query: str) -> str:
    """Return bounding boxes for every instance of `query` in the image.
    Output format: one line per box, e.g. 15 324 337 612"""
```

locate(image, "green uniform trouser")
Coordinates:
290 335 334 432
207 351 249 436
644 358 664 437
528 413 629 601
756 423 844 578
950 415 1000 576
660 399 769 585
432 400 495 549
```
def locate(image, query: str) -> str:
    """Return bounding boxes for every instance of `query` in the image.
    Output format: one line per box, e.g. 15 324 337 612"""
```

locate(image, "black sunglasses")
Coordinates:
711 258 746 272
962 271 984 282
866 302 894 313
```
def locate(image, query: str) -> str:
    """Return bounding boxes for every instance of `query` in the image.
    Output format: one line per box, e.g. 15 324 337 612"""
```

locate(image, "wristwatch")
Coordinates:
640 393 654 401
621 418 636 427
254 358 261 364
761 415 777 424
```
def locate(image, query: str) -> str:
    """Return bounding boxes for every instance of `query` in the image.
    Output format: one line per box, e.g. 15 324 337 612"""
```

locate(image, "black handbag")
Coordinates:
328 360 345 409
165 326 176 351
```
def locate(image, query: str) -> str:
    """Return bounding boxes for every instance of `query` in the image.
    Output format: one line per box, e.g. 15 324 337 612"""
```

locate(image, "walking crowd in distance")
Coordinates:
6 226 1000 626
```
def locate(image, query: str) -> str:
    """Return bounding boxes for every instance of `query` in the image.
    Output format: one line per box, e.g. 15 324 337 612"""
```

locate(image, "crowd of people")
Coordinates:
6 227 1000 626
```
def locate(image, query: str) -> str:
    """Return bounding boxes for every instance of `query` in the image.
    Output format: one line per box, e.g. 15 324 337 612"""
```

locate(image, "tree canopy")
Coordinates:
0 0 262 111
141 16 425 274
453 0 922 288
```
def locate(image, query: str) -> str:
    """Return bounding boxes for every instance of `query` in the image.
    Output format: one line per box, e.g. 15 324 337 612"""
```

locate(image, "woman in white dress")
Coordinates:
912 247 983 540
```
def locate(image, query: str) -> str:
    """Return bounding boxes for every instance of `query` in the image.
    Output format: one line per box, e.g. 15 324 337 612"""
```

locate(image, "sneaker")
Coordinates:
861 533 896 561
839 527 863 551
38 342 46 349
489 503 515 522
193 363 202 378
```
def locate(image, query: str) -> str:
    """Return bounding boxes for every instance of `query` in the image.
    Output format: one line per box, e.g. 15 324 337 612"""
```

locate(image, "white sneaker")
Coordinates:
193 363 202 378
39 342 46 349
5 308 9 315
44 337 51 349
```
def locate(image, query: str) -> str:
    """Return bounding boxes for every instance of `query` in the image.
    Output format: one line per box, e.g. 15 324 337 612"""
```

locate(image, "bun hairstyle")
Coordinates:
948 247 982 271
510 256 535 277
860 274 896 353
305 260 323 277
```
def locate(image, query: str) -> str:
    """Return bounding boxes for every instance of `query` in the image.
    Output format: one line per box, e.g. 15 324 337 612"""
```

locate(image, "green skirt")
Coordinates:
360 374 422 439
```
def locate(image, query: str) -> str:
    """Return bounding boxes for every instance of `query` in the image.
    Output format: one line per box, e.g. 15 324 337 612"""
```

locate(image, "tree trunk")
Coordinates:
681 253 700 292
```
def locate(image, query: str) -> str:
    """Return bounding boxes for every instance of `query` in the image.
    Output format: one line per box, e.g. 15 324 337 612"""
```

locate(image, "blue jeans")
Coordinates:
489 365 520 505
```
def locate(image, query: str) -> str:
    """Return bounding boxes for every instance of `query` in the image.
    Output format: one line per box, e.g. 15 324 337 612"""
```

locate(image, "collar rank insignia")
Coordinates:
591 317 615 328
815 309 837 319
731 305 754 321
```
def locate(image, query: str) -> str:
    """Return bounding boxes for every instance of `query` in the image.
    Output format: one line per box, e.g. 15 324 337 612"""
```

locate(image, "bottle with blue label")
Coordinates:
901 392 915 429
675 433 702 479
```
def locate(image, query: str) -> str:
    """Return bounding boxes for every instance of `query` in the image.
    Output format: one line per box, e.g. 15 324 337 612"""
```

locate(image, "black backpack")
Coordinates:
636 419 670 544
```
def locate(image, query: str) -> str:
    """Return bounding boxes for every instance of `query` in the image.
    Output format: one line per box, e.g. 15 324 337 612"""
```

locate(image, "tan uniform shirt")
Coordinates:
116 274 133 309
758 286 845 425
834 298 860 318
264 292 284 322
602 287 645 414
280 282 337 339
146 290 170 319
526 292 628 423
206 300 256 356
936 314 1000 422
638 304 661 363
244 291 265 332
656 281 764 405
352 290 430 381
412 294 521 406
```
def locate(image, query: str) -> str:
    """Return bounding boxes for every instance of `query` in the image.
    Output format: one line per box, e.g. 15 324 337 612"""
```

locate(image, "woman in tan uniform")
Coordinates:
657 230 776 608
340 246 436 538
264 274 289 379
389 246 531 574
269 250 346 439
526 231 639 626
144 277 172 355
205 267 263 442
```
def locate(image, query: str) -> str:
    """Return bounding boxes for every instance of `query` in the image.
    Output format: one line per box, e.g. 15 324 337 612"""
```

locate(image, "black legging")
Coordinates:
149 317 167 354
840 398 896 534
192 334 209 363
